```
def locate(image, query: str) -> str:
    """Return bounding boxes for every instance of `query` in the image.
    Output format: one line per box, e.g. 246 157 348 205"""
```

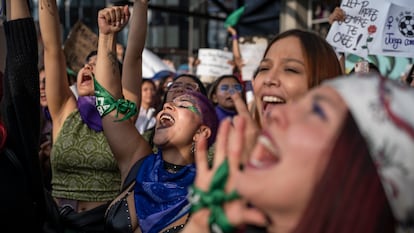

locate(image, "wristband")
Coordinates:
94 77 137 122
231 35 238 40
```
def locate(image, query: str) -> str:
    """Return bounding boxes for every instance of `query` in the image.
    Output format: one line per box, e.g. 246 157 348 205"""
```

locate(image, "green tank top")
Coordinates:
51 110 121 201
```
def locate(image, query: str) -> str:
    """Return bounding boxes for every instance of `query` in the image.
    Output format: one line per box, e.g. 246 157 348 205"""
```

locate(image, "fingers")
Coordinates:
232 92 250 116
40 140 51 149
329 7 346 24
100 6 127 27
123 5 131 21
241 207 269 227
226 116 245 188
227 26 236 35
212 118 232 169
195 134 209 176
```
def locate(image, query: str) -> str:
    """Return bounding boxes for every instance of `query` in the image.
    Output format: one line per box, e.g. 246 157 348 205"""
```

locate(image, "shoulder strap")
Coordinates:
121 157 145 191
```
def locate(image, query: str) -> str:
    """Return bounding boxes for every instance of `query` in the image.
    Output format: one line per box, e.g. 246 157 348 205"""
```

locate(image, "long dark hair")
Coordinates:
293 112 395 233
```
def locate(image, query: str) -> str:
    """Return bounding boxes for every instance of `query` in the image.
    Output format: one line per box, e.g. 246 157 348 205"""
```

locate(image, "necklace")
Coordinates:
163 161 186 173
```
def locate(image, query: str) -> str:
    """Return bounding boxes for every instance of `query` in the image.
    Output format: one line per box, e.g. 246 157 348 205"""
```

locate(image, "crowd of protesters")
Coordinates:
0 1 413 233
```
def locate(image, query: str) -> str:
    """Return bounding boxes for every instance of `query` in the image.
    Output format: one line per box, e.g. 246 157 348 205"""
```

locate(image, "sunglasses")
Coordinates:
218 84 242 93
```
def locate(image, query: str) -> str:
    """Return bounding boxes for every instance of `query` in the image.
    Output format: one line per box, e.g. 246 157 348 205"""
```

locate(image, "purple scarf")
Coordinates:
77 96 103 132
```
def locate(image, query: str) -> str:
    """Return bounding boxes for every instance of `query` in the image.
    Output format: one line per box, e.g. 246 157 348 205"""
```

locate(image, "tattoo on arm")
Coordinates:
108 51 119 76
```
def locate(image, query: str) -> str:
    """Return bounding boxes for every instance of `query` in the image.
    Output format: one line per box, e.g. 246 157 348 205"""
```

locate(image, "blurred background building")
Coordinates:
2 0 411 79
24 0 338 66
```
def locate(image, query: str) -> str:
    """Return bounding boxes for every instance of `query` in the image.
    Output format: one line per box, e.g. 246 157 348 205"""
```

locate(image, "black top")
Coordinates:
105 158 144 233
0 18 46 232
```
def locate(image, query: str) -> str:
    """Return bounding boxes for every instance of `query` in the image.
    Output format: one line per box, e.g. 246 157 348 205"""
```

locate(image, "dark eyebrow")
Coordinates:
281 58 305 66
259 58 271 65
260 57 305 66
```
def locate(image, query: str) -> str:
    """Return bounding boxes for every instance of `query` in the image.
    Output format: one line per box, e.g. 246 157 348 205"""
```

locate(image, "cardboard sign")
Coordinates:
196 48 234 78
63 20 98 73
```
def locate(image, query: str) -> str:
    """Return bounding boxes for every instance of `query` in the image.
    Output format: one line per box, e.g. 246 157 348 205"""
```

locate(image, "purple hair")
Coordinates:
187 91 218 147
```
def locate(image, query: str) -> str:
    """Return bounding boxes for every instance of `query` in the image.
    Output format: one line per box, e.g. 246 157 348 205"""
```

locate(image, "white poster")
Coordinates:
376 3 414 57
239 39 268 81
196 48 234 78
326 0 390 58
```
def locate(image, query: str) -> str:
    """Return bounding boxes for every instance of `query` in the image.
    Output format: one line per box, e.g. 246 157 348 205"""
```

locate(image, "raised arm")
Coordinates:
122 0 148 117
4 0 40 155
227 26 243 73
94 5 152 181
3 0 46 230
38 0 76 140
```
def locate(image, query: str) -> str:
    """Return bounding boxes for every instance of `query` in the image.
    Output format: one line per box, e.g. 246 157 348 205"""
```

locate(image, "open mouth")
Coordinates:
225 96 234 102
262 95 286 112
80 72 93 86
247 133 280 169
158 113 175 129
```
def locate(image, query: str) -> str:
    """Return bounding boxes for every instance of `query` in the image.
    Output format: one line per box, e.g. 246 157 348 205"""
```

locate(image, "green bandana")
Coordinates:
189 159 240 233
94 78 137 122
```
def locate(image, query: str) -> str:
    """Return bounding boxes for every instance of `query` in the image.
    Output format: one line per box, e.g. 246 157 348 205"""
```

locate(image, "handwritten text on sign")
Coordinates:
196 49 233 78
326 0 388 57
381 3 414 55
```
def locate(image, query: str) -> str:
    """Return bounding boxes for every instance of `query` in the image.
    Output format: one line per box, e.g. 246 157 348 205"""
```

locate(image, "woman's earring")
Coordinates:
191 141 196 155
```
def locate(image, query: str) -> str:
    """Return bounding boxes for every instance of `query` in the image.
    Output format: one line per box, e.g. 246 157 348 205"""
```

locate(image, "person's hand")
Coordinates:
39 140 52 159
227 26 237 36
189 117 267 232
232 92 260 164
328 7 346 25
98 5 130 35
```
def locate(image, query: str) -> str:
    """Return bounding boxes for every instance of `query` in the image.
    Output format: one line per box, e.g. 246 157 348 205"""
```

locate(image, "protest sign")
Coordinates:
196 48 234 78
63 21 98 73
326 0 390 58
239 38 268 81
374 2 414 57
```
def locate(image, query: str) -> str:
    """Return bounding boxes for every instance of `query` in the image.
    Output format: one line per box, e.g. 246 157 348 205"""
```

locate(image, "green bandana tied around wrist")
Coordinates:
94 78 137 122
188 159 240 233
